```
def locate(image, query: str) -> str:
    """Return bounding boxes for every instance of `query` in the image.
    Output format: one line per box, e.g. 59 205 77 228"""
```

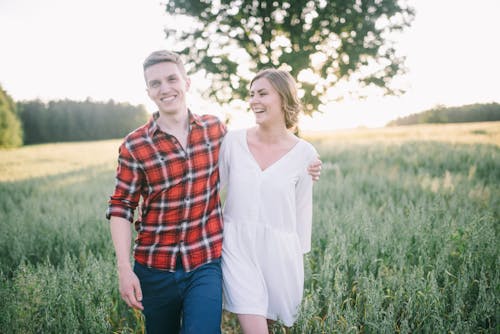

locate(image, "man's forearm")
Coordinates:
110 216 133 270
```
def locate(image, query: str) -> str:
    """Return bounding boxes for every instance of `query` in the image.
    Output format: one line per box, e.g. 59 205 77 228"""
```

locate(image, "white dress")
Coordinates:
219 129 317 326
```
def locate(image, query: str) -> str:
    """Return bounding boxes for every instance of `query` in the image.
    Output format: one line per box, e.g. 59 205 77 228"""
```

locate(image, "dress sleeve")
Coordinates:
218 132 230 190
295 145 317 254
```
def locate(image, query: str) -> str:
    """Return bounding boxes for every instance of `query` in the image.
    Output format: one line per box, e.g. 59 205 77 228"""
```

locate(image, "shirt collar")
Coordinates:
147 109 203 137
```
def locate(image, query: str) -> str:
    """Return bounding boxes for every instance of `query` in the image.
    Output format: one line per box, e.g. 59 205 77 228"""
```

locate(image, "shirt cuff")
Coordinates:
105 206 134 222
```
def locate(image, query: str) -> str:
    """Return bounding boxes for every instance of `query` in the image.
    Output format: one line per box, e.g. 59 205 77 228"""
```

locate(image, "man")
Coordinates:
107 50 226 333
106 50 321 333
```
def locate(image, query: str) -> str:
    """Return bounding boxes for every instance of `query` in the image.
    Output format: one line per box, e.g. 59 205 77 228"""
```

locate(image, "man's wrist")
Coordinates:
117 261 132 271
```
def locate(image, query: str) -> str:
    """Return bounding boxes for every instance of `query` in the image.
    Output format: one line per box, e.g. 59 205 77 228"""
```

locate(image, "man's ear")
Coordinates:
185 77 191 91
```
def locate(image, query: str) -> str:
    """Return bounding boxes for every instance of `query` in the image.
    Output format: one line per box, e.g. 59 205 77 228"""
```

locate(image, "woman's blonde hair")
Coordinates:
250 69 302 129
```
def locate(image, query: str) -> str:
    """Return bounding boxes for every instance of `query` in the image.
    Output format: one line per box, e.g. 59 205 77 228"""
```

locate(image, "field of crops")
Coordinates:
0 122 498 333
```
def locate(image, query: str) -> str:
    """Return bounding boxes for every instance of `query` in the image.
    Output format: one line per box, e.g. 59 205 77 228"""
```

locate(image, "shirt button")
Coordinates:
185 197 190 203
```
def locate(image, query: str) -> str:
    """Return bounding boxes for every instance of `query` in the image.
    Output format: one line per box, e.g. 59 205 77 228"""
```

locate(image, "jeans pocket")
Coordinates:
133 261 159 281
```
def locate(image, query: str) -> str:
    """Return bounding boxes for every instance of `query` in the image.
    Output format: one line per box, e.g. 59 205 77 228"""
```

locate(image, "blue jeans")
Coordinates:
134 257 222 334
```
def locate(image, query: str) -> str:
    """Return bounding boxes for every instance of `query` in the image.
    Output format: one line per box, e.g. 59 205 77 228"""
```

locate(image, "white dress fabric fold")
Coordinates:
219 129 316 326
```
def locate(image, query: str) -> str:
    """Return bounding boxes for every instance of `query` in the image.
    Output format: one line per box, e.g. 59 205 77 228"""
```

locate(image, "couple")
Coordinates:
106 50 320 334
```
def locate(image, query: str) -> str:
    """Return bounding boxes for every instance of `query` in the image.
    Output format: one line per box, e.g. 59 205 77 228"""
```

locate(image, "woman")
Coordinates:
219 69 318 333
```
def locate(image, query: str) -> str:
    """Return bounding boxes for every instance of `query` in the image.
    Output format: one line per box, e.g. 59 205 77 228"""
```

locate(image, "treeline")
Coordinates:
388 102 500 126
0 84 150 147
18 99 149 144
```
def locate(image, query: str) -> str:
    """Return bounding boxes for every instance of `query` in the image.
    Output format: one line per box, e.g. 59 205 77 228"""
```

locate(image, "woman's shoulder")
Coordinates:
297 138 318 160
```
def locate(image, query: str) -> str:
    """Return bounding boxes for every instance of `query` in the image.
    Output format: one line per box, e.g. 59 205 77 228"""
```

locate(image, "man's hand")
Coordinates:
118 266 144 310
308 158 322 181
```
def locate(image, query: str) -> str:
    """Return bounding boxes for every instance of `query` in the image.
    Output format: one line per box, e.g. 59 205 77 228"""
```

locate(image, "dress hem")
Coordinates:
223 305 267 318
223 306 296 327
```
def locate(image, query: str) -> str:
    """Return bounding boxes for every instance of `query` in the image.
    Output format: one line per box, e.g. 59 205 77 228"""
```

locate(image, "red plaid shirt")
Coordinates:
107 111 226 272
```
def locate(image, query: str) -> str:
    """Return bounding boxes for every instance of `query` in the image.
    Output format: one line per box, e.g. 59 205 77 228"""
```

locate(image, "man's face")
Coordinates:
145 62 190 115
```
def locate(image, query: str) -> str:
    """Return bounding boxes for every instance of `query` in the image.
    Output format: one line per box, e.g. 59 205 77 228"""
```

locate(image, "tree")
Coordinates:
0 85 23 148
164 0 414 113
18 99 149 144
387 102 500 126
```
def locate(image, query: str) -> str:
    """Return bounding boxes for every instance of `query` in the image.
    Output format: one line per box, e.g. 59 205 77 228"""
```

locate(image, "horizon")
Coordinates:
7 96 498 131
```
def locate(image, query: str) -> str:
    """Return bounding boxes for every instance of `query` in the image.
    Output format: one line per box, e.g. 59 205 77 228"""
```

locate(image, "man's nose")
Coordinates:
159 81 170 93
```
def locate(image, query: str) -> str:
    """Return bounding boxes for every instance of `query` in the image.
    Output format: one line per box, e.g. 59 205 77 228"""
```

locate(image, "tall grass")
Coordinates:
0 160 143 333
0 123 498 333
296 140 498 333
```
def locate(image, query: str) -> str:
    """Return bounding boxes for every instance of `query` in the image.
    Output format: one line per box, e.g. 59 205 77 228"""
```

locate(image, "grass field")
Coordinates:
0 122 498 333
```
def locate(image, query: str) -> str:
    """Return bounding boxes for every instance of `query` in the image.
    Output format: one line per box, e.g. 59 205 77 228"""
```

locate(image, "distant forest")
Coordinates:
18 99 149 144
387 103 500 126
3 80 500 148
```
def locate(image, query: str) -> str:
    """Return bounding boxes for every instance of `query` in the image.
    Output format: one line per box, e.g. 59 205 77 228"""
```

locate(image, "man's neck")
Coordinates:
156 109 190 134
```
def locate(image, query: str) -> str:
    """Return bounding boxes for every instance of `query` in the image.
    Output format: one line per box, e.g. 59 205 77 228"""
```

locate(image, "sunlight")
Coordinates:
297 69 319 84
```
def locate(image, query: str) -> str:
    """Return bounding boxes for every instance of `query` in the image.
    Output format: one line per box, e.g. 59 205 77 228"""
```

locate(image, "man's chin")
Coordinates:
158 105 186 115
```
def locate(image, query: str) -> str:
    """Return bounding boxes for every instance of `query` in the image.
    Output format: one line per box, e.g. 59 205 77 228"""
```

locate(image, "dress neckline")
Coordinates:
243 129 302 172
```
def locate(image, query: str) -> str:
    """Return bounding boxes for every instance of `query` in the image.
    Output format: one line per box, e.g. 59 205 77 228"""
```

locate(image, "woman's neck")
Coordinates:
253 124 291 144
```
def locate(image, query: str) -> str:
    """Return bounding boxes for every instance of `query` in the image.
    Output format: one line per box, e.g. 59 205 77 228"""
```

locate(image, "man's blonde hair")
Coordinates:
143 50 188 79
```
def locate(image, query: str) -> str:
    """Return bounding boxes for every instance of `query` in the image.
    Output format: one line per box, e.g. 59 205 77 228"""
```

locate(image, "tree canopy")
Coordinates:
0 85 23 148
164 0 414 113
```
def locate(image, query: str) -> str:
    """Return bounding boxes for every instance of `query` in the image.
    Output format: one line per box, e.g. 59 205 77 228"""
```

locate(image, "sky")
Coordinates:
1 0 499 131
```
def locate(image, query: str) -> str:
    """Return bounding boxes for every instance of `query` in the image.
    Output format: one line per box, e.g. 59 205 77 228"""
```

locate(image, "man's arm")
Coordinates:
110 216 143 310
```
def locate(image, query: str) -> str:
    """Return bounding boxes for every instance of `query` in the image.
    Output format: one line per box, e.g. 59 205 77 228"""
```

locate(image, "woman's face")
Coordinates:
249 77 285 127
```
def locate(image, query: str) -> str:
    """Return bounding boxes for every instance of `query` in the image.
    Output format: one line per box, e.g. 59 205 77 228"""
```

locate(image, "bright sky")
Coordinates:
1 0 499 130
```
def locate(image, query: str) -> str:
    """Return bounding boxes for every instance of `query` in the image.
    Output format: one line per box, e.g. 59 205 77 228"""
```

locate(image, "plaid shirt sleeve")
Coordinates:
106 141 144 222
